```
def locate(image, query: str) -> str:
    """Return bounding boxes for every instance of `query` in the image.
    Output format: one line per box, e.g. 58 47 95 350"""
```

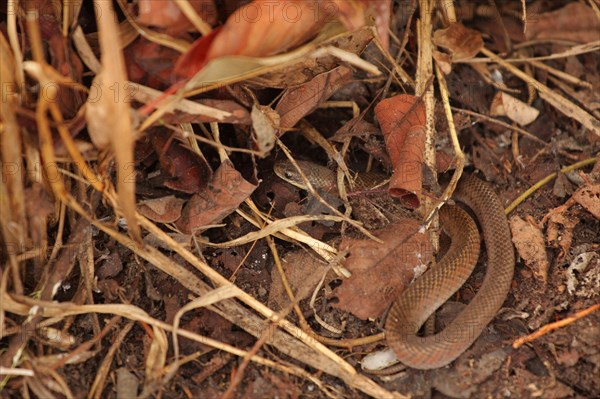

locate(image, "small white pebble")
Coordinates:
361 348 401 371
491 69 504 84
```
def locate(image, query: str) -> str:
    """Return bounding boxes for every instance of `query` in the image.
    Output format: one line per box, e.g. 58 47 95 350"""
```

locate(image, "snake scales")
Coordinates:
274 160 514 369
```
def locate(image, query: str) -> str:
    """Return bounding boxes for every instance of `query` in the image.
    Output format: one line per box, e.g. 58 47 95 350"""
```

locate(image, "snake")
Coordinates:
274 160 515 369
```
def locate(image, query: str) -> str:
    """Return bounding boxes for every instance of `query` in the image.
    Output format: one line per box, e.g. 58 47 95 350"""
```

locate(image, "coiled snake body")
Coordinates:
274 160 514 369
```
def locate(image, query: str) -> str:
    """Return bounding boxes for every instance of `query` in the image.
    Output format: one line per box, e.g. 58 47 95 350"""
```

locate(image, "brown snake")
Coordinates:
274 160 515 369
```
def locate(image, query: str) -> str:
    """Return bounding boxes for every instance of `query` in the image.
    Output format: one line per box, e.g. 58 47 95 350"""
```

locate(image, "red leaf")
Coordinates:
175 0 372 78
176 161 257 233
334 218 432 319
174 27 221 78
149 130 213 194
136 0 218 35
374 95 426 209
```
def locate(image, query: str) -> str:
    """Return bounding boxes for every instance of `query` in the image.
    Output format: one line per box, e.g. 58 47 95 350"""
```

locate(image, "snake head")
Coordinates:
273 160 336 192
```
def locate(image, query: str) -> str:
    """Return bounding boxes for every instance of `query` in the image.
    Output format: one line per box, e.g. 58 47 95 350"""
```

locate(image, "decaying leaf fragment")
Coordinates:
572 184 600 219
176 160 257 234
136 0 217 34
138 196 186 223
546 212 579 257
333 218 432 320
525 3 600 43
268 251 326 311
433 22 483 61
276 66 353 130
510 215 548 284
175 0 376 78
490 92 539 126
251 104 280 155
148 130 213 194
374 94 426 209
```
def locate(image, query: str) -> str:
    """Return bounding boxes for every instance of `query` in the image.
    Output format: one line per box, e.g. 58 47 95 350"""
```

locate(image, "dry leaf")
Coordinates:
149 129 212 194
268 251 326 311
276 66 353 130
566 252 597 295
552 173 576 198
432 50 453 74
176 0 329 77
176 160 257 233
115 368 139 399
330 0 390 48
248 26 374 88
525 3 600 43
374 94 426 209
97 252 124 280
490 91 540 126
333 218 432 320
136 0 217 35
572 184 600 219
433 23 483 61
546 212 579 257
436 150 456 173
138 196 186 223
251 104 280 155
362 0 391 50
124 38 183 86
510 215 548 284
174 23 373 93
174 0 373 77
330 117 379 142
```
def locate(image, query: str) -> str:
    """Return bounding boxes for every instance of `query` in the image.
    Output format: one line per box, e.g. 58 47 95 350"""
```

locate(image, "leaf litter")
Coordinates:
1 1 600 398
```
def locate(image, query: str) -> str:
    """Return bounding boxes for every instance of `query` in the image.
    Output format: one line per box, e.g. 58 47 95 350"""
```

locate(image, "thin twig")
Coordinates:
505 157 597 214
513 303 600 349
